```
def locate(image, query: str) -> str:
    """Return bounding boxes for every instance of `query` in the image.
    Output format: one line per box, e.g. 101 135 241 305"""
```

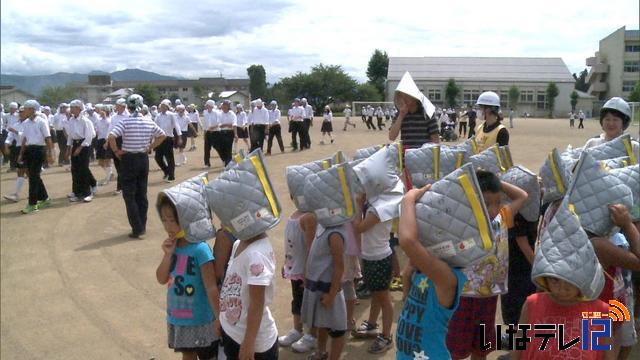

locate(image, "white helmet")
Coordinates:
601 97 631 120
476 91 500 107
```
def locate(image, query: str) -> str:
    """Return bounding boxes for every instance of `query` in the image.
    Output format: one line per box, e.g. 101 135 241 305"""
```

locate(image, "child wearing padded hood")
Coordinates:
155 194 220 360
445 170 528 360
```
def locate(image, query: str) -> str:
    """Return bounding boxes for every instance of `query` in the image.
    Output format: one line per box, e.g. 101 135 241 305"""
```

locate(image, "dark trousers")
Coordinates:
112 137 123 191
215 131 234 165
376 117 385 130
289 121 302 150
204 131 216 166
301 119 311 149
222 330 278 360
578 118 584 129
89 137 97 161
501 271 536 325
250 124 267 152
24 146 48 205
366 116 375 130
71 141 96 197
154 137 175 179
55 130 68 165
267 124 284 153
8 143 18 169
459 122 467 136
120 153 149 235
468 121 476 139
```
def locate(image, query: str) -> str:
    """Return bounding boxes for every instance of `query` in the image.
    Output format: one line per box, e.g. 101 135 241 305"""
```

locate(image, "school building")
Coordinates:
586 26 640 103
386 56 576 118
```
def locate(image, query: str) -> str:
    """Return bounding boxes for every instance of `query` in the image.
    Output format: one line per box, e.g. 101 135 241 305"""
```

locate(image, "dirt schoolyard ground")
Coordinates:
1 117 638 359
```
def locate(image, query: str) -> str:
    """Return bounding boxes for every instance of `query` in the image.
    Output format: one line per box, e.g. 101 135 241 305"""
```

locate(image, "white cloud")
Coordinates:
1 0 638 82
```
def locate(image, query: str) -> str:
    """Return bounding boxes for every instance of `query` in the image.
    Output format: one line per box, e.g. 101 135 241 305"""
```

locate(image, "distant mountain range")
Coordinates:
0 69 180 95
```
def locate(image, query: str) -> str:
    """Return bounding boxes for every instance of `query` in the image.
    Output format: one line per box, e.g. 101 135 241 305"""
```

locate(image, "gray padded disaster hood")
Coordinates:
158 173 215 243
286 151 347 212
353 144 383 161
414 162 496 267
303 162 357 227
539 148 571 204
500 165 541 222
566 151 633 237
206 149 281 240
405 144 467 188
609 164 640 221
469 144 507 175
353 145 399 200
584 133 638 165
531 201 605 301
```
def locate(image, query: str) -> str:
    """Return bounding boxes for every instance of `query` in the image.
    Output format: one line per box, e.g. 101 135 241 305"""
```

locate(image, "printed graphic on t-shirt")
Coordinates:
220 272 243 325
397 277 430 358
168 254 198 319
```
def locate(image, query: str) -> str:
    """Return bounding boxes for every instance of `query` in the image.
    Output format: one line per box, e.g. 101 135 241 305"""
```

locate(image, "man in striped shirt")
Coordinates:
108 94 166 238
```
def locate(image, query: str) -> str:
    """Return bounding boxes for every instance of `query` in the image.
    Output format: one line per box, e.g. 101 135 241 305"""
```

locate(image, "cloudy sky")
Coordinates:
1 0 638 83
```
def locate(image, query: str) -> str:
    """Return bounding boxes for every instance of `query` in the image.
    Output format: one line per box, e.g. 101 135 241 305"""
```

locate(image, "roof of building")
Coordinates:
108 88 133 97
219 90 249 98
625 30 640 39
112 77 249 88
387 57 575 83
0 86 35 98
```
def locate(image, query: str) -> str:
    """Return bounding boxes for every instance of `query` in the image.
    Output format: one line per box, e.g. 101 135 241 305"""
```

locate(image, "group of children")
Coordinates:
152 92 639 360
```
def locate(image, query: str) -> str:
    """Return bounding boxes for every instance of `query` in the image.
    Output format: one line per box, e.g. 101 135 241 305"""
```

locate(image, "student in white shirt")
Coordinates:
234 104 250 153
187 104 200 151
249 99 269 152
215 100 237 166
320 105 334 145
154 99 181 182
289 98 305 151
267 100 284 155
4 102 20 170
3 107 27 203
203 100 218 168
174 105 196 166
342 105 355 131
16 100 55 214
84 104 100 162
66 100 98 203
95 105 113 186
301 98 313 150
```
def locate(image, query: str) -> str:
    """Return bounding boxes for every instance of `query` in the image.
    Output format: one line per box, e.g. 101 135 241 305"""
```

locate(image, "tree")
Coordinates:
275 64 358 114
38 84 79 107
444 78 460 108
247 64 267 100
629 80 640 102
570 90 579 111
355 83 382 101
133 84 158 106
508 85 520 110
366 49 389 96
573 69 588 92
546 82 559 118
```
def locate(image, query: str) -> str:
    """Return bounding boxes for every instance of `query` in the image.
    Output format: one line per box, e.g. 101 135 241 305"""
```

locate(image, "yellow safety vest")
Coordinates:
475 121 506 153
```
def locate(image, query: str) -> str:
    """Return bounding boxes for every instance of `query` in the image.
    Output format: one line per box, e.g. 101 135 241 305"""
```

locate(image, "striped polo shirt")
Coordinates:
110 115 165 152
400 109 439 149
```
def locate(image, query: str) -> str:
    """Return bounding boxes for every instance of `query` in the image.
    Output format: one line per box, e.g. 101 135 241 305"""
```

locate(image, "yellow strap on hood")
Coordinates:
549 150 565 195
493 146 506 173
432 146 440 180
250 155 279 218
322 160 331 170
337 166 354 218
459 173 492 250
623 137 637 165
455 153 464 169
396 142 404 171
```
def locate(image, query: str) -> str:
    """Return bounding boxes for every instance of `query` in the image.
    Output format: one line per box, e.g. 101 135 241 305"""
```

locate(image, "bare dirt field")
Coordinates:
1 117 638 359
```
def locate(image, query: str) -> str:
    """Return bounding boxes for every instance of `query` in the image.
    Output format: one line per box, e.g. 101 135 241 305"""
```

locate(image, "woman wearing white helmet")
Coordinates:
583 97 634 149
473 91 509 152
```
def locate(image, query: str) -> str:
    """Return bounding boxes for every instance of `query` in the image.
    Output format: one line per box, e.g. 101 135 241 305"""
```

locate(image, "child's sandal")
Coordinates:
306 351 328 360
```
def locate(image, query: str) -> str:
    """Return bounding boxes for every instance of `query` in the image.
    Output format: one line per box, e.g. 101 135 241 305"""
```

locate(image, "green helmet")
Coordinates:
126 94 144 111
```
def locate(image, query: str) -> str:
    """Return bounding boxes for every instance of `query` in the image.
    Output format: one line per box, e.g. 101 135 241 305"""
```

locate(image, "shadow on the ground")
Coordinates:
74 233 138 252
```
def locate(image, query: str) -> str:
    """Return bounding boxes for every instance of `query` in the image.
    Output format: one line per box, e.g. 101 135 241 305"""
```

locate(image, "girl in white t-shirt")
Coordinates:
219 232 279 359
320 105 334 145
234 104 250 154
351 193 394 354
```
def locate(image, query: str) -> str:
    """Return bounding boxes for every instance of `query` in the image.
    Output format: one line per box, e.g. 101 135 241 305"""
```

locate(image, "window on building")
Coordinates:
158 88 167 92
536 92 547 110
427 89 441 101
182 88 189 92
462 90 481 106
623 81 637 92
623 61 640 72
625 45 640 52
169 87 179 92
520 90 534 103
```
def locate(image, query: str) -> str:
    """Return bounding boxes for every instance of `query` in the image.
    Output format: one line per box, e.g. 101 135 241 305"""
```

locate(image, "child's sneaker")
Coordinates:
21 204 38 214
83 195 93 203
3 193 19 202
36 198 52 209
351 320 379 339
69 196 81 203
278 328 303 347
368 335 393 354
291 333 316 353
